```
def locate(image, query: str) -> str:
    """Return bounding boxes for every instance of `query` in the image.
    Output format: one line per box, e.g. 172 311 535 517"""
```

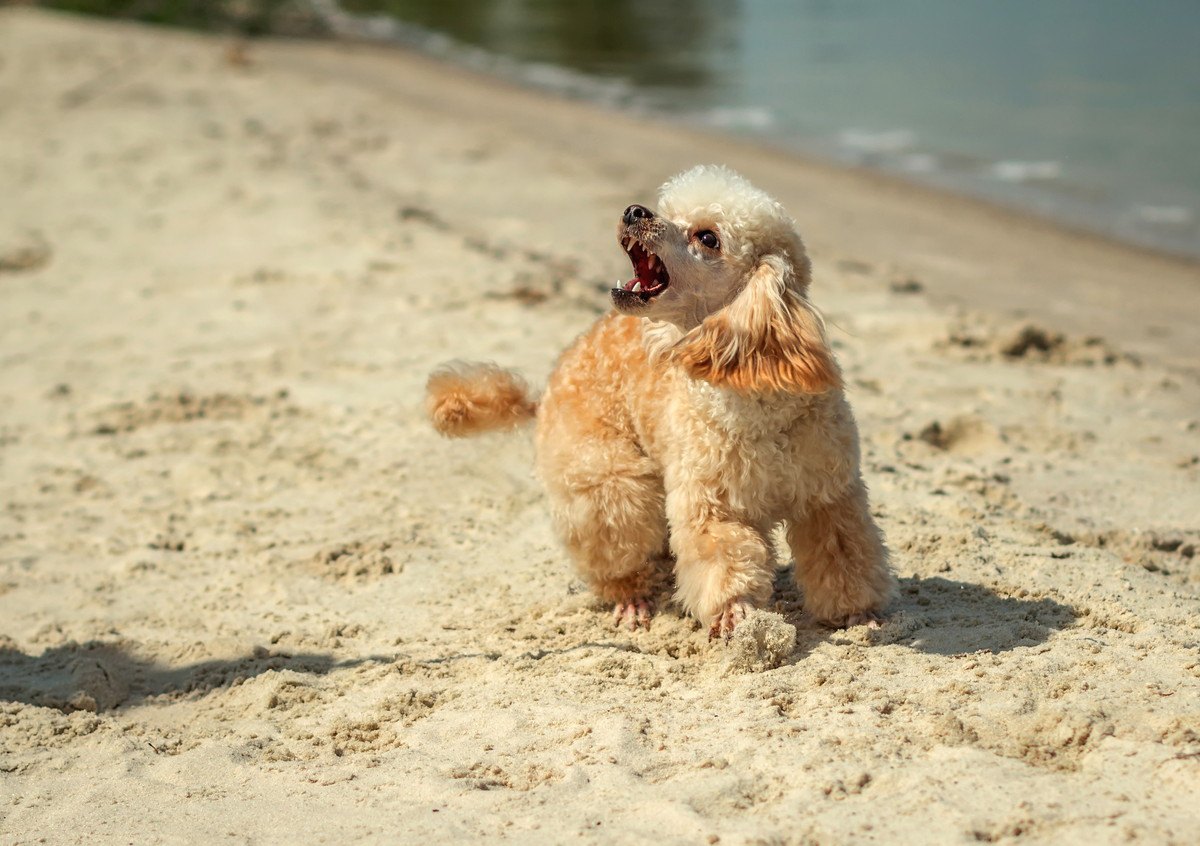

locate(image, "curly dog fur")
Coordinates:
428 165 893 639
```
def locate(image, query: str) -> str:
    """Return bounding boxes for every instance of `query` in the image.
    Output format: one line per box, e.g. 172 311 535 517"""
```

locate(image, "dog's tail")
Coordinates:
426 362 538 437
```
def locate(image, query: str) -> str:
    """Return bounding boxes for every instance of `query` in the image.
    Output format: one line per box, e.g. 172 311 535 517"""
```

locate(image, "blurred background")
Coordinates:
31 0 1200 258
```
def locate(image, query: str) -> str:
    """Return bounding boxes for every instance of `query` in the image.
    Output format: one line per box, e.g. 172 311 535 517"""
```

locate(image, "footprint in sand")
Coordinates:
0 230 52 274
88 389 296 435
939 319 1139 367
309 540 401 582
911 415 1007 455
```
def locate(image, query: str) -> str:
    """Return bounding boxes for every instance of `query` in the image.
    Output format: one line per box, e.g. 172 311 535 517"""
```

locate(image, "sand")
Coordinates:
1 8 1199 845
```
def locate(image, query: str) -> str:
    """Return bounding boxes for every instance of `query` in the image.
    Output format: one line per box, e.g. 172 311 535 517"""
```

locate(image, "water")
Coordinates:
322 0 1200 259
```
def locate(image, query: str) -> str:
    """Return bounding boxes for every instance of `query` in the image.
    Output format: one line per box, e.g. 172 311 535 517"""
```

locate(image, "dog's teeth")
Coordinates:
631 281 642 293
647 255 657 269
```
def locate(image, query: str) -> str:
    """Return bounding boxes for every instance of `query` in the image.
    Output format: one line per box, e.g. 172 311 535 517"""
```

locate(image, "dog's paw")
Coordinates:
823 610 885 630
612 598 654 631
708 599 754 641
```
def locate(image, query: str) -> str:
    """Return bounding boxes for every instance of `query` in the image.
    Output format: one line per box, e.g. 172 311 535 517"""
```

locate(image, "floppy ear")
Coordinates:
673 253 840 394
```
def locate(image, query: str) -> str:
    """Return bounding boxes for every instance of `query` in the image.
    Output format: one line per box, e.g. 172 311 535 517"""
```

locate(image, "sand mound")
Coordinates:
723 610 798 674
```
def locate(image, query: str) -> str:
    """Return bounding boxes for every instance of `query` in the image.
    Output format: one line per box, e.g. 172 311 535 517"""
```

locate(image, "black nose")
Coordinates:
623 204 653 225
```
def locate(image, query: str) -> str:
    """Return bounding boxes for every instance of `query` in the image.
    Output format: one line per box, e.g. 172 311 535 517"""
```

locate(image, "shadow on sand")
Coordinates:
775 569 1077 657
0 640 392 712
3 573 1078 711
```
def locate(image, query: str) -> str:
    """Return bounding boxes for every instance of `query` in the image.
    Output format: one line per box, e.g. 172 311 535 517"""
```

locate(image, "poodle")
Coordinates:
427 165 893 639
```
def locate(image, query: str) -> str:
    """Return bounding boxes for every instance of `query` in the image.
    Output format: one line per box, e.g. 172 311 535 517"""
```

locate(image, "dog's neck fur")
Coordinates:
641 319 686 365
640 319 820 436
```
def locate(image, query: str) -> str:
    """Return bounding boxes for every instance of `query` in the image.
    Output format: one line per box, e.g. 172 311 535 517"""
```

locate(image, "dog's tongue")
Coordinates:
624 275 665 294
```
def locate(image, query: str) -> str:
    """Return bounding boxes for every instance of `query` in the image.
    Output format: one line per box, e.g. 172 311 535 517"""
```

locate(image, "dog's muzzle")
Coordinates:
612 207 670 309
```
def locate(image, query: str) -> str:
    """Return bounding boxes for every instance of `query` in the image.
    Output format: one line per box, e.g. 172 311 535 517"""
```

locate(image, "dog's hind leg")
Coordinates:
539 438 667 630
787 480 894 628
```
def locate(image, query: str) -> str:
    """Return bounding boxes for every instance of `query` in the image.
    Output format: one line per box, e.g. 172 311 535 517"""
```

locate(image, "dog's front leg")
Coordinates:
787 479 894 628
669 492 774 639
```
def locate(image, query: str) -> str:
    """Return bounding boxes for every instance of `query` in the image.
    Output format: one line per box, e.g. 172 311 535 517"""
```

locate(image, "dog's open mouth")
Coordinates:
617 237 670 301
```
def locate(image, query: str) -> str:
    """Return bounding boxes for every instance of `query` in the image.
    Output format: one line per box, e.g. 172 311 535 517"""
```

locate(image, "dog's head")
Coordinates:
613 165 839 394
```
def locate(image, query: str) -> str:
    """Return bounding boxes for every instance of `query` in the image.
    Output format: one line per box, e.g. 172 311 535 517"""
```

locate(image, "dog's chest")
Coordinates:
666 383 844 515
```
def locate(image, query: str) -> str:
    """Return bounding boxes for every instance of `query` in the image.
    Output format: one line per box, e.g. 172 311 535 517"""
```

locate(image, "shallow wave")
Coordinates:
1130 204 1193 227
692 107 777 130
990 161 1063 183
838 129 917 155
311 0 640 107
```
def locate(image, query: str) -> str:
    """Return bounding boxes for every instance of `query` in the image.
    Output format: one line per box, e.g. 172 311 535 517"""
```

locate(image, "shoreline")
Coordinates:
262 22 1197 372
316 8 1200 268
20 6 1200 272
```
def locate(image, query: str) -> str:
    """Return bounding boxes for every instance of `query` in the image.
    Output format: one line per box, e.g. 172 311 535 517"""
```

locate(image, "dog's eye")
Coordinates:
695 230 720 250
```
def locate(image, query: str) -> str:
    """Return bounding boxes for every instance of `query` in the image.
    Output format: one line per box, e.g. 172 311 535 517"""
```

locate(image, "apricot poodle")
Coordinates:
427 165 893 638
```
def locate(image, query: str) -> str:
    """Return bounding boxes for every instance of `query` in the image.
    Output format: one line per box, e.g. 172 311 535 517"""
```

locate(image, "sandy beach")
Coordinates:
2 8 1199 844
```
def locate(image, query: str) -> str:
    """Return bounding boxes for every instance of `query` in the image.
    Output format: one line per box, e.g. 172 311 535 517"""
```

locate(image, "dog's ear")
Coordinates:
673 253 840 394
